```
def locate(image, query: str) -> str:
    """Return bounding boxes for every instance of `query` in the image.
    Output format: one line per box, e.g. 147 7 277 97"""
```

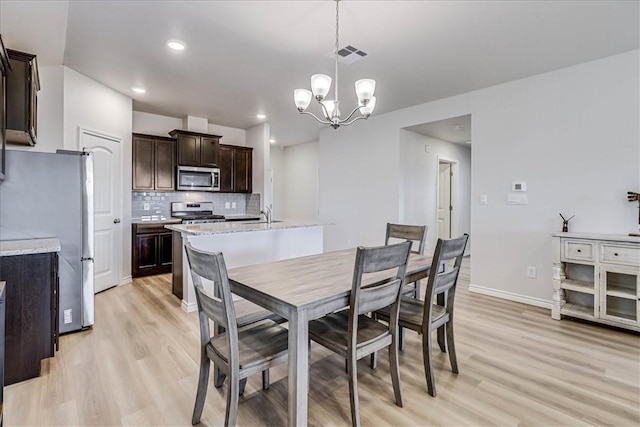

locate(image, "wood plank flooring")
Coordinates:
5 258 640 426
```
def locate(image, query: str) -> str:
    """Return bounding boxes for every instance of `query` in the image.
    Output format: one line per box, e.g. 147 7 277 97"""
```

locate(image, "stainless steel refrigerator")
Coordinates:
0 149 94 333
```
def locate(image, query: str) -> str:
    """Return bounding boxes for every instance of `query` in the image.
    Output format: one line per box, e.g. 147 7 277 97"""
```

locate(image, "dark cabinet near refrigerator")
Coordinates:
132 133 175 191
0 252 59 385
218 144 252 193
5 48 39 146
170 129 220 168
132 223 173 278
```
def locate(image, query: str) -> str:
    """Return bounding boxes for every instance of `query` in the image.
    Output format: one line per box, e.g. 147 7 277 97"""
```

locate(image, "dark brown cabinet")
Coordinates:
0 252 59 385
132 133 175 191
132 223 173 277
5 49 39 146
170 129 220 167
219 144 252 193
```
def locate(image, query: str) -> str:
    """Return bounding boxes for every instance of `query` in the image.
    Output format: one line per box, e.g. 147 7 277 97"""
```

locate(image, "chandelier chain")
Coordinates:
334 0 340 106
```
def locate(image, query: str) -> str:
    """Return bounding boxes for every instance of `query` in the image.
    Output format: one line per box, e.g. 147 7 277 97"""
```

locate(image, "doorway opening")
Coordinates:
437 160 455 239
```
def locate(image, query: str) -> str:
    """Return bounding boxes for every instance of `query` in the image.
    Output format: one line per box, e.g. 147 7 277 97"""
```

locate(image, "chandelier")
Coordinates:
293 0 376 129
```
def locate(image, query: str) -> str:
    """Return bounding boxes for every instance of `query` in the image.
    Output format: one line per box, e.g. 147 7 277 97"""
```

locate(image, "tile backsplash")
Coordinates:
132 191 261 219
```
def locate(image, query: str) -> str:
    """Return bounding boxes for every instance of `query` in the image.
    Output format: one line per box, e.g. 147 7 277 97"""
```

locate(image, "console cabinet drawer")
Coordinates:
564 241 595 262
601 244 640 266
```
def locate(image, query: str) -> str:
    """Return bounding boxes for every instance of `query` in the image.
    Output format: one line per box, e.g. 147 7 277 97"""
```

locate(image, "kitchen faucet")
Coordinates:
260 206 272 224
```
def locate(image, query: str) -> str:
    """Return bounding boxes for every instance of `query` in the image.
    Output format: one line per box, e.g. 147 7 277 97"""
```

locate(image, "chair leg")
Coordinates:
399 327 405 351
347 355 361 427
446 320 459 374
370 351 378 369
192 354 210 425
262 369 270 390
422 330 436 397
214 367 226 388
414 280 421 298
239 378 247 396
437 325 446 353
389 335 403 407
225 372 240 427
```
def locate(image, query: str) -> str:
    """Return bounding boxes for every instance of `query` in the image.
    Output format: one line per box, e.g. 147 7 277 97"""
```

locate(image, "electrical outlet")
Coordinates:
143 203 150 211
527 266 537 279
64 309 73 324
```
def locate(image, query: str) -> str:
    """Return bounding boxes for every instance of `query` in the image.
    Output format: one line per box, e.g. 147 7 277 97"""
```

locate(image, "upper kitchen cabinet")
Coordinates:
132 133 175 191
218 144 252 193
169 129 220 167
0 36 9 182
5 49 39 146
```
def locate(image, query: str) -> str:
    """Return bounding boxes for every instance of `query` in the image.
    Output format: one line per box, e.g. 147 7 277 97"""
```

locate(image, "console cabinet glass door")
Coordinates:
600 264 639 326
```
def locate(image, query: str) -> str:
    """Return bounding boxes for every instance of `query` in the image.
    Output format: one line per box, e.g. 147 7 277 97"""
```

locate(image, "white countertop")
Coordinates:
0 238 62 256
552 232 640 243
165 219 326 236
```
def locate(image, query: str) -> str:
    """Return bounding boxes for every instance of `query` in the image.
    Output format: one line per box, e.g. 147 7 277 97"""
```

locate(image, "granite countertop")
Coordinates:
552 232 640 243
0 238 62 256
166 219 326 236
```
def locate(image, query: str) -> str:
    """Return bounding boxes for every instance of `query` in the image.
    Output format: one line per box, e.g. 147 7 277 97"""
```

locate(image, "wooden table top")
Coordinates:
228 248 432 314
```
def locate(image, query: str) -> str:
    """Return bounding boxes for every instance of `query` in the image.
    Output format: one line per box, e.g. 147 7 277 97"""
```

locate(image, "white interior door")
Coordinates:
438 162 452 239
80 128 122 293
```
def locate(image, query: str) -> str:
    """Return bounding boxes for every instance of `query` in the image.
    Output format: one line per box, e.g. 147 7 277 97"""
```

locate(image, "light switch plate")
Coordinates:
232 202 236 209
507 194 528 205
480 194 488 205
225 202 230 209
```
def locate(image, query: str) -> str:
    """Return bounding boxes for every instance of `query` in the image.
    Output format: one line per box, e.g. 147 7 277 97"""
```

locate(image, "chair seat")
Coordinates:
209 321 289 370
234 298 284 327
309 310 391 359
377 297 447 332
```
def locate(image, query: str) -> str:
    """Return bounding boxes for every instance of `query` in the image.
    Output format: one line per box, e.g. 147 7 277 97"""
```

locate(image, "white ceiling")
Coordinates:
1 1 638 146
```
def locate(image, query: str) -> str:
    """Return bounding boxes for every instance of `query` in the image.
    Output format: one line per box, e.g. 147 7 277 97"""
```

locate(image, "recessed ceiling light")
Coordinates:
257 114 267 119
166 39 186 51
132 87 146 94
269 138 276 144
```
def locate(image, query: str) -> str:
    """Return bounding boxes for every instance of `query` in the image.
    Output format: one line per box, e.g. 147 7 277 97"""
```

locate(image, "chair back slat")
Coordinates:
185 244 238 352
422 234 469 329
361 242 413 273
358 278 402 315
386 223 428 255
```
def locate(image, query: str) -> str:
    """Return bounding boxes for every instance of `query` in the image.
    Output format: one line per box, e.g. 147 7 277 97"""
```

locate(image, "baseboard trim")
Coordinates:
181 300 197 313
468 284 552 309
120 276 132 286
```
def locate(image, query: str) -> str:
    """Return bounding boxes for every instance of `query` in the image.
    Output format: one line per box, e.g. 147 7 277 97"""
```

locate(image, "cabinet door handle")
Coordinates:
114 218 121 224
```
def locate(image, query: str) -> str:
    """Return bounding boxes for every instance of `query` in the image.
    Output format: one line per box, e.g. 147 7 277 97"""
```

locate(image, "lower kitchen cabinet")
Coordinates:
132 223 173 277
0 252 59 385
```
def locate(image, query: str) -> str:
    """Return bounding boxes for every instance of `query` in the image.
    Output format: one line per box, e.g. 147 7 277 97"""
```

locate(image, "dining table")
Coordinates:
227 247 433 426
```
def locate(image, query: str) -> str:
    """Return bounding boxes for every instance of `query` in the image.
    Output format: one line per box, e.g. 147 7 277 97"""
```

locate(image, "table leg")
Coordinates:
288 310 308 427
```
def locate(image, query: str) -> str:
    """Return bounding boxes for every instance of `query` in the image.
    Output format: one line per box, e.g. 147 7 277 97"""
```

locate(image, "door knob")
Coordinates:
113 218 121 224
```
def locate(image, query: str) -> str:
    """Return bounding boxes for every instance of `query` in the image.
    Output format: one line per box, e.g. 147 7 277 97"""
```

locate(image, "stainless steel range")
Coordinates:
171 202 225 224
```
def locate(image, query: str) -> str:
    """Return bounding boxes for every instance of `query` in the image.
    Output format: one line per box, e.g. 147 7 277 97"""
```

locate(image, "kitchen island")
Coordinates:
166 220 325 312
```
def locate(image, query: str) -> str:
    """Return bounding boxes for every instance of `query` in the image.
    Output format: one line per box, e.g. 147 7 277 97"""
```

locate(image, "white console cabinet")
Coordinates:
552 232 640 331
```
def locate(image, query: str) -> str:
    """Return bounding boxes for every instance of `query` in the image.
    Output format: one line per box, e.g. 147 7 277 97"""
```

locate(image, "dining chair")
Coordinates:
185 244 288 426
385 223 427 298
375 234 468 397
308 241 412 427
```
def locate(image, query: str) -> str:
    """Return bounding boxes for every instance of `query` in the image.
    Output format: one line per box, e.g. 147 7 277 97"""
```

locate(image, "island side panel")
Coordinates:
180 226 324 312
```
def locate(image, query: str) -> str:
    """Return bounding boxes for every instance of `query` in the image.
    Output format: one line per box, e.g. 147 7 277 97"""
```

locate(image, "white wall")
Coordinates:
270 146 285 219
32 65 64 152
283 141 319 220
319 50 639 305
132 111 247 146
246 123 270 206
63 67 133 282
399 131 471 254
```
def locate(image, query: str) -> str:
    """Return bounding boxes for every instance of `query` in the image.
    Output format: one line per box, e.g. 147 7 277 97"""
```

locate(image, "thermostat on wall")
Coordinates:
512 181 527 192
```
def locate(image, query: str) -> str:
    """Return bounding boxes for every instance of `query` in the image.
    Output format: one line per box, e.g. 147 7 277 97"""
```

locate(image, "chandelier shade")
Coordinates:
293 0 376 129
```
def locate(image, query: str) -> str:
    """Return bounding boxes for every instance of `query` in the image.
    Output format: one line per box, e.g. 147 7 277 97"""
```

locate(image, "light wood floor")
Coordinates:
5 258 640 426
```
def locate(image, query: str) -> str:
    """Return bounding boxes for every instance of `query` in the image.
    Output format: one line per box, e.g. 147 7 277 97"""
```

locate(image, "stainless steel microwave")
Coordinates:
177 166 220 191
